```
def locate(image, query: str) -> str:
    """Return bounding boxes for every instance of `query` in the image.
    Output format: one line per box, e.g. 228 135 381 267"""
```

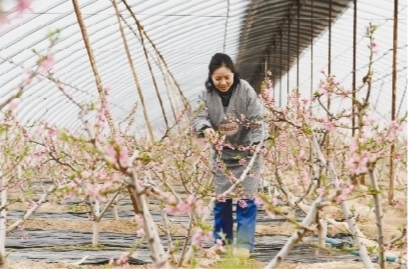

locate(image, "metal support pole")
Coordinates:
280 36 283 107
389 0 398 204
352 0 357 136
287 19 291 104
265 52 269 80
328 0 332 103
310 0 314 97
297 0 300 88
273 44 277 101
72 0 117 137
309 0 314 178
326 0 332 156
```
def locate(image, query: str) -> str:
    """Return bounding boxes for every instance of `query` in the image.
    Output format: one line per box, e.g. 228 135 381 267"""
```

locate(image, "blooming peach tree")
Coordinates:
0 4 406 269
257 24 406 269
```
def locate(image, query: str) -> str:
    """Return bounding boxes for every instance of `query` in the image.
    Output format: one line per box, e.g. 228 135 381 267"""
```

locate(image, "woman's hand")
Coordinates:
203 128 216 139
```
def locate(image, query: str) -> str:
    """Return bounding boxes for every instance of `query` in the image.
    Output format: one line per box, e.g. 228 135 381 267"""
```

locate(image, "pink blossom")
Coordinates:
254 196 264 206
346 150 370 175
39 54 55 72
335 182 354 203
370 42 378 54
339 89 351 99
167 195 177 205
195 200 207 215
176 202 191 214
191 230 212 249
136 228 145 238
81 171 91 179
9 98 20 110
192 233 202 248
104 145 117 163
322 121 335 131
25 201 35 210
16 0 34 15
186 194 195 205
104 86 112 96
134 214 143 224
119 146 130 167
84 184 107 202
316 187 325 197
165 205 179 215
301 170 310 185
238 158 247 166
21 233 29 242
117 252 129 264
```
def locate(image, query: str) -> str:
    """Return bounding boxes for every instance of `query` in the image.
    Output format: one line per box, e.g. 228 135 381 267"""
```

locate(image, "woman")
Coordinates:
192 53 267 258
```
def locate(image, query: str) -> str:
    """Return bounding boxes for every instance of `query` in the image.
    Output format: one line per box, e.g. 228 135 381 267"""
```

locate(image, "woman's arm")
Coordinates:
192 90 212 137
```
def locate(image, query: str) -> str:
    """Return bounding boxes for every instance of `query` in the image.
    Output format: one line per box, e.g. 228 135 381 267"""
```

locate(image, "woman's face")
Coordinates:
211 65 234 92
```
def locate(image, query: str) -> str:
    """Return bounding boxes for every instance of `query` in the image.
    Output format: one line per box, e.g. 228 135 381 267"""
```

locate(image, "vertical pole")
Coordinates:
297 0 300 88
287 18 291 104
352 0 357 136
351 0 358 186
309 0 314 182
265 53 268 80
273 44 277 101
389 0 398 204
280 35 283 107
264 52 269 95
310 0 314 98
326 0 332 156
72 0 117 137
328 0 332 106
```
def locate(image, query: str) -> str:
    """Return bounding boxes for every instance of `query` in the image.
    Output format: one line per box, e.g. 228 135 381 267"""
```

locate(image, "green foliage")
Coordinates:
366 244 378 254
302 124 313 136
319 173 328 186
138 151 152 164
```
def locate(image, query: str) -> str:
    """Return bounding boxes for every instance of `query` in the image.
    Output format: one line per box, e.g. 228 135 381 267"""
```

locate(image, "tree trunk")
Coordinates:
111 204 119 220
130 171 169 268
92 220 100 247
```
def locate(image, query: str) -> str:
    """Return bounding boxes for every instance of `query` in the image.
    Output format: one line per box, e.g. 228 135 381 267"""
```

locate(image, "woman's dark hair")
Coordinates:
205 53 240 91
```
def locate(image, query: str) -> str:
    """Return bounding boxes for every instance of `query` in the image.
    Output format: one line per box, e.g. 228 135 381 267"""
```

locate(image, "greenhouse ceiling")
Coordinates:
0 0 406 135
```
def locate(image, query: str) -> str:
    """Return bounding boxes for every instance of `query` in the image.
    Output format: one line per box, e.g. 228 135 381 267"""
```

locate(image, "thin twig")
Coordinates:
7 185 56 233
177 214 194 267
